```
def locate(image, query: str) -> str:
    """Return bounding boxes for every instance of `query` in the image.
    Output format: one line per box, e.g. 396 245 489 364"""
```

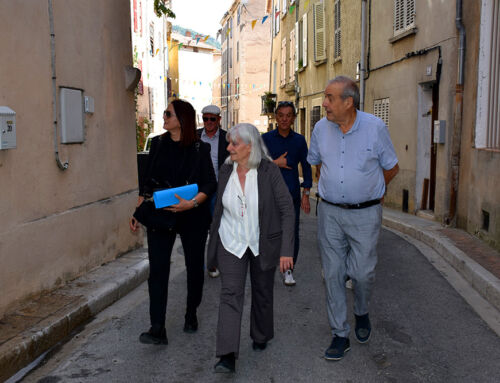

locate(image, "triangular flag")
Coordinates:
289 5 295 13
251 20 257 29
178 43 183 49
304 0 310 8
226 28 231 36
203 35 210 42
262 15 269 24
275 11 280 18
196 38 201 44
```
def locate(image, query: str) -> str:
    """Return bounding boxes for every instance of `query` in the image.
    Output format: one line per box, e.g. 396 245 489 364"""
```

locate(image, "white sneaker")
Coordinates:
208 268 220 278
345 279 353 289
284 270 296 286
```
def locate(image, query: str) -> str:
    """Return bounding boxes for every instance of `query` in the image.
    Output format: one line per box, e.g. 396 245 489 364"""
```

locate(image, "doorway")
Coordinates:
416 83 437 212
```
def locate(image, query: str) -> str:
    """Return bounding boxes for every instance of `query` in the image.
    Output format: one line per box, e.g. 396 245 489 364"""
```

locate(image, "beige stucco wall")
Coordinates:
0 0 141 316
457 0 500 250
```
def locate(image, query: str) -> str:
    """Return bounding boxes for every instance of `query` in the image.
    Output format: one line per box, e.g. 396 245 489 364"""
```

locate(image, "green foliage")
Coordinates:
136 117 153 152
154 0 176 18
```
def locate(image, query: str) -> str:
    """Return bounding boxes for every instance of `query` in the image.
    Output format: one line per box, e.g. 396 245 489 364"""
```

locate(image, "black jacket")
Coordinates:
196 127 230 170
141 132 217 228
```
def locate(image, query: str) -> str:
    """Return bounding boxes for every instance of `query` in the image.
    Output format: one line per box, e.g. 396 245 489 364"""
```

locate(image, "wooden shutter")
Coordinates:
334 0 341 59
313 2 326 61
295 22 299 70
281 38 287 86
289 29 296 82
302 14 308 67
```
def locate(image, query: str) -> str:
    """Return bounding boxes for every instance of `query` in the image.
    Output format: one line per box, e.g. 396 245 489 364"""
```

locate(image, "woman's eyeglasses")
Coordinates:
163 110 172 118
203 117 217 122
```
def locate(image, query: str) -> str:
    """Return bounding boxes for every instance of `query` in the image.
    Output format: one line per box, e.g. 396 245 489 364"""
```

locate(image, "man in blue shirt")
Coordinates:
262 101 312 286
307 76 399 361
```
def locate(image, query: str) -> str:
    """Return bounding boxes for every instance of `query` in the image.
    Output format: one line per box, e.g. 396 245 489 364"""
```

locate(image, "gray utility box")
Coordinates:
0 106 16 150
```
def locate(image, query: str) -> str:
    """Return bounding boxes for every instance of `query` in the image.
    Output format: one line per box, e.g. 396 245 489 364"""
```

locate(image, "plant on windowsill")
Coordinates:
261 92 277 115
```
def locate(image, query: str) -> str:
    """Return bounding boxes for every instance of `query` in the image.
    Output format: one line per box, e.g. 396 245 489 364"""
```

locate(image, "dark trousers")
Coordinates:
293 197 301 266
146 224 208 329
216 241 276 357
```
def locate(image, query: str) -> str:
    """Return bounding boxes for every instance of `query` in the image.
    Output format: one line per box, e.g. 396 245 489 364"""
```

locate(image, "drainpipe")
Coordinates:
48 0 68 170
446 0 466 225
359 0 367 111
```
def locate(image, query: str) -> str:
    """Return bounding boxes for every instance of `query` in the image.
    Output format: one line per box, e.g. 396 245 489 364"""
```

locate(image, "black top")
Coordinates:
141 132 217 228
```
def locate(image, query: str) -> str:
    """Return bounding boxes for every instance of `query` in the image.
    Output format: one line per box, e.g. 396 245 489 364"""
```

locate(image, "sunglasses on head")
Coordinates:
164 110 173 118
277 101 294 107
203 117 217 122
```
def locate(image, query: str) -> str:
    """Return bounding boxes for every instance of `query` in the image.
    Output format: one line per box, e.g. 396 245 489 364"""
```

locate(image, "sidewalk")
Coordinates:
1 208 499 382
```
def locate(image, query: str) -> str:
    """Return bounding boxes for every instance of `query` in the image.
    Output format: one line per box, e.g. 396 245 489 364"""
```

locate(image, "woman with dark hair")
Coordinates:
130 99 216 345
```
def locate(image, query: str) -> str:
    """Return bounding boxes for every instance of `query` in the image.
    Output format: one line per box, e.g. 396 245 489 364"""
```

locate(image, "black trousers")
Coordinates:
146 223 208 329
216 241 276 358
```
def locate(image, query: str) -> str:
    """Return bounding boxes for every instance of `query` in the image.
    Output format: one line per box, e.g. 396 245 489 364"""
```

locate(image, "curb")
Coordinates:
0 248 149 383
382 211 500 313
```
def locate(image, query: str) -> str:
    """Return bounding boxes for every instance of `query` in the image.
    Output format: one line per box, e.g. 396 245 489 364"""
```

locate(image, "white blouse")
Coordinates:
218 163 260 258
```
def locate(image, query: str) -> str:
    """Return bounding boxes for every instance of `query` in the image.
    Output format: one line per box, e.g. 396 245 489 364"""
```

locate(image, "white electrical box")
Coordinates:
60 87 84 143
433 120 446 144
84 96 94 114
0 106 16 150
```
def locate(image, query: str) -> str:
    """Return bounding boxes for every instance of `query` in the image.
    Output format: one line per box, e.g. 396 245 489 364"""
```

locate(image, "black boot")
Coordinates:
214 352 236 373
139 326 168 345
183 311 198 333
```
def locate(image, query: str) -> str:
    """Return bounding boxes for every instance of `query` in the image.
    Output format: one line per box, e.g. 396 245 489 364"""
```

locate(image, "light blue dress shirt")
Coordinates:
307 111 398 204
200 128 220 180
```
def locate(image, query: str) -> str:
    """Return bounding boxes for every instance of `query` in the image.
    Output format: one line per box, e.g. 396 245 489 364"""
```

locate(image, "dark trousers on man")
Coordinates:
216 240 276 358
146 224 208 329
293 197 301 265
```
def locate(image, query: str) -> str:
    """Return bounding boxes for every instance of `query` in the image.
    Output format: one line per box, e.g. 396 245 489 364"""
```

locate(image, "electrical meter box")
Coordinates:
433 120 446 144
0 106 16 150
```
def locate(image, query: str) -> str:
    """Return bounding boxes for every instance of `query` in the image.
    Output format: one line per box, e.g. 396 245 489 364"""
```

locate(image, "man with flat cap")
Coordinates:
197 104 229 278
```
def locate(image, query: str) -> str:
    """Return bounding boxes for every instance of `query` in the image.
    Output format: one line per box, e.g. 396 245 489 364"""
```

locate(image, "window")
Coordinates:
334 0 341 60
273 60 277 93
281 38 287 86
282 0 288 16
394 0 415 35
237 41 239 62
237 6 241 25
310 106 321 136
296 14 307 69
230 18 233 38
313 2 326 61
289 29 296 82
235 77 240 99
273 0 281 36
229 47 232 68
374 98 390 128
476 0 500 149
149 23 155 56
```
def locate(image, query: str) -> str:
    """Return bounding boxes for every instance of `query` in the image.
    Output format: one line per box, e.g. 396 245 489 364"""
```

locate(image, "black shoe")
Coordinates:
354 313 371 344
214 353 236 373
252 341 267 351
139 327 168 345
183 313 198 333
324 336 350 361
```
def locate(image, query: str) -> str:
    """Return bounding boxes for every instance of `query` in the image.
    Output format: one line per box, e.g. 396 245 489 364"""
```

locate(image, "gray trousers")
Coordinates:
216 240 276 357
318 201 382 338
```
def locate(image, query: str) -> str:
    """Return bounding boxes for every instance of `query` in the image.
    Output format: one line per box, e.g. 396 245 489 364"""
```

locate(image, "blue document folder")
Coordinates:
153 184 198 208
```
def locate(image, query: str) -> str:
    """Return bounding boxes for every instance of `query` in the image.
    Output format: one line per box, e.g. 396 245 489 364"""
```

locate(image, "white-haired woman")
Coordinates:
206 123 295 373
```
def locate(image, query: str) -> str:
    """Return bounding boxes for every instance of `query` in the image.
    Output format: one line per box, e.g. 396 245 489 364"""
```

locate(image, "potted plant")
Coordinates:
261 92 277 114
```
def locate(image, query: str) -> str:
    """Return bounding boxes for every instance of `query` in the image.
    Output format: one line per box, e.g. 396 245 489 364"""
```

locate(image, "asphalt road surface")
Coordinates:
23 212 500 382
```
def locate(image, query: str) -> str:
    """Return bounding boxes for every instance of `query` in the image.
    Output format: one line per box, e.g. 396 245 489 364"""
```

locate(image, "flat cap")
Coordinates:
201 104 221 115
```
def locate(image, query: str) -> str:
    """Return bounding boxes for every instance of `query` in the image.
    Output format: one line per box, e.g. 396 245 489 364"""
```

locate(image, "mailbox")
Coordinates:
433 120 446 144
0 106 16 150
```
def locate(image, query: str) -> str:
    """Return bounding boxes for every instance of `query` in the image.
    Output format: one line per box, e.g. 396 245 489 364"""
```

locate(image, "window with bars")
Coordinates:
310 106 321 135
334 0 341 60
394 0 415 35
313 2 326 61
476 0 500 149
373 98 390 128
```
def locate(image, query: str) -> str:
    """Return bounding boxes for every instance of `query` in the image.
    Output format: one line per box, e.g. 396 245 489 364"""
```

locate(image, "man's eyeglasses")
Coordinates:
163 110 172 118
203 117 217 122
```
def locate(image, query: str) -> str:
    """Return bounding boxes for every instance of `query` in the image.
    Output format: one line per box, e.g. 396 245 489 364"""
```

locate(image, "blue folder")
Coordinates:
153 184 198 208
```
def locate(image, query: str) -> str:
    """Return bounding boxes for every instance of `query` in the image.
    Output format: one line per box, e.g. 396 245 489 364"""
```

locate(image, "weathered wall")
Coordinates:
0 0 141 316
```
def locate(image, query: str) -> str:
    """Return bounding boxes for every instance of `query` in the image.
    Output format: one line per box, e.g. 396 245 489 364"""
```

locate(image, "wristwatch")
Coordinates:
303 190 310 196
191 198 199 208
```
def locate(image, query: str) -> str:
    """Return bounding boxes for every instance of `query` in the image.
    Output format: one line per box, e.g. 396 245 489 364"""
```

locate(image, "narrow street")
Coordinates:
24 212 500 383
